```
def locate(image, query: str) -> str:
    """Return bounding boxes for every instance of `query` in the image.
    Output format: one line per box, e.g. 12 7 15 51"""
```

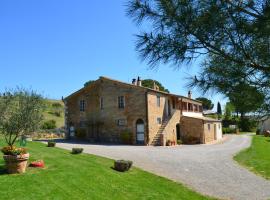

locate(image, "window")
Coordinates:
199 105 203 112
218 124 221 129
157 95 160 107
117 119 127 126
79 100 85 112
157 117 162 124
100 97 104 110
118 96 125 109
208 124 211 131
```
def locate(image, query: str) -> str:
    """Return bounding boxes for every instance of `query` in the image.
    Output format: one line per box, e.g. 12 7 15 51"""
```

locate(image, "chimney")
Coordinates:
188 90 192 98
132 78 137 85
137 76 142 86
153 82 159 91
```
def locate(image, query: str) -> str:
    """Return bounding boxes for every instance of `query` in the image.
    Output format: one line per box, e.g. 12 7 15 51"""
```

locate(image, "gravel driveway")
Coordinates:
55 134 270 200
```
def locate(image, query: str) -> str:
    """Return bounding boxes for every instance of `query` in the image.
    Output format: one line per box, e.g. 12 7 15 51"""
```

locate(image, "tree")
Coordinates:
227 83 265 117
217 102 222 118
127 1 270 112
195 97 214 110
142 79 169 93
0 88 44 146
224 102 235 120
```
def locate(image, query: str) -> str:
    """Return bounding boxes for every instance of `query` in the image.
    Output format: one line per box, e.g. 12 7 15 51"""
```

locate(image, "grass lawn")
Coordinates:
234 135 270 179
0 141 214 200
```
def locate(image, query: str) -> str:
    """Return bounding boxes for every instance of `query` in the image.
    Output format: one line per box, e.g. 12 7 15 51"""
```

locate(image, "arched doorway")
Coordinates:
176 123 181 140
136 119 145 144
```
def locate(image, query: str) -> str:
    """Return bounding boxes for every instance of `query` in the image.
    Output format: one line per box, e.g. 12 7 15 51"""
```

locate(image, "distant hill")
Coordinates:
42 99 64 128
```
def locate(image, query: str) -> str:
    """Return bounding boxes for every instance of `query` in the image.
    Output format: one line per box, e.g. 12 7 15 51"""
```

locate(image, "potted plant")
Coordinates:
166 140 171 146
0 88 44 174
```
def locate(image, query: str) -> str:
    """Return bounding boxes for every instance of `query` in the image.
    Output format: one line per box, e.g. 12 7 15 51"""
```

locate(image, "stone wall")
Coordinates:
203 121 222 143
65 77 148 144
180 116 204 144
147 91 166 144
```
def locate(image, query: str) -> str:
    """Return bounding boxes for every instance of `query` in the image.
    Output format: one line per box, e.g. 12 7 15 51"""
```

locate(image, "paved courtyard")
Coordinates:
55 134 270 200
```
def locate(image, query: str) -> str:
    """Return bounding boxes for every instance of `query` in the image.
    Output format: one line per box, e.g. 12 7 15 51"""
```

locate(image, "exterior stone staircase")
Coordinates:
151 118 169 146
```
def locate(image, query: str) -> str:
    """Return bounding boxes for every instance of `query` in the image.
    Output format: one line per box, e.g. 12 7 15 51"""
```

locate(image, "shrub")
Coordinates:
177 140 183 145
114 160 133 172
222 127 237 134
256 129 261 135
166 140 171 146
71 148 84 154
1 146 27 155
52 102 62 108
120 131 132 144
238 118 257 132
75 128 87 138
264 130 270 137
47 141 56 147
41 120 56 130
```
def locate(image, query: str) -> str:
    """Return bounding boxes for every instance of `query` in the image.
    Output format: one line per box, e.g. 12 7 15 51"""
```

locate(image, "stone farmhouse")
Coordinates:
64 76 222 145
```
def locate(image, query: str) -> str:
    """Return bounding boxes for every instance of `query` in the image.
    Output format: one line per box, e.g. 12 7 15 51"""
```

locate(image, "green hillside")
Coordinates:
42 99 64 128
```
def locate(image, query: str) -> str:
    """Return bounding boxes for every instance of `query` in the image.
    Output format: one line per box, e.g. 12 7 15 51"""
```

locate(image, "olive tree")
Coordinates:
0 88 44 147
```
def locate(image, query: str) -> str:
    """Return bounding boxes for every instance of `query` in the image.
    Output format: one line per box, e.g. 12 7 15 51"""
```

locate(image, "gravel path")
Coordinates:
55 135 270 200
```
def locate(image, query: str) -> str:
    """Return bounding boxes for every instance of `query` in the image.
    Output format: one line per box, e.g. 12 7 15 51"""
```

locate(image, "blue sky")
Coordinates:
0 0 226 109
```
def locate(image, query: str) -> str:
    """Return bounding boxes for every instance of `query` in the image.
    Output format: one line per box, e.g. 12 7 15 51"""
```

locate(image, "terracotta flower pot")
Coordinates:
3 153 29 174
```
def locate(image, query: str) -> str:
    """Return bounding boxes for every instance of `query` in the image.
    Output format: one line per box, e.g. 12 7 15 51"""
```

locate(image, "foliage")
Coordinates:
52 102 62 108
114 160 133 172
238 118 257 132
47 141 56 147
195 97 213 110
224 102 235 120
42 100 64 128
217 102 222 119
222 127 237 134
120 131 132 144
166 140 171 146
127 0 270 114
84 80 95 87
75 128 87 139
234 136 270 179
1 146 27 156
228 83 265 116
41 120 57 130
0 140 213 199
49 102 63 117
177 140 183 145
142 79 169 93
71 148 84 154
0 88 44 146
263 130 270 137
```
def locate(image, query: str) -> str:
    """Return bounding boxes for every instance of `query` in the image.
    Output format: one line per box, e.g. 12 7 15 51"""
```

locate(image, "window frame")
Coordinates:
118 96 125 109
156 95 161 107
157 117 162 124
79 100 85 112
